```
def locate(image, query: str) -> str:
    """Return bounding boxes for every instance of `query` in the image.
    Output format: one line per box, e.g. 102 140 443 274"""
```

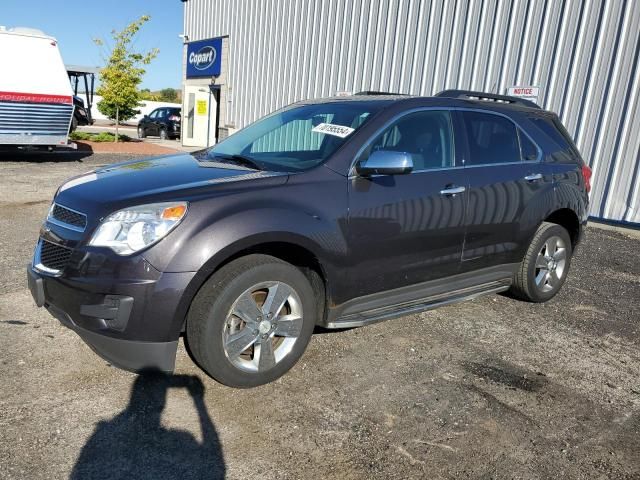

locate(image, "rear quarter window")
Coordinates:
528 115 582 162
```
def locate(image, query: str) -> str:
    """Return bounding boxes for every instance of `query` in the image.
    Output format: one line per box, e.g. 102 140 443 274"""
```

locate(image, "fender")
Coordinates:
554 169 589 225
159 207 349 341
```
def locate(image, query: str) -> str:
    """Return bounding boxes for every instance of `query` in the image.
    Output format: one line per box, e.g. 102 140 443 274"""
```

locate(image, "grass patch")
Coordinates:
70 131 133 142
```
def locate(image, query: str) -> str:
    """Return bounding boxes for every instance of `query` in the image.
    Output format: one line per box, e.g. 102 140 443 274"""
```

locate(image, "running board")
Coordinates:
326 281 510 329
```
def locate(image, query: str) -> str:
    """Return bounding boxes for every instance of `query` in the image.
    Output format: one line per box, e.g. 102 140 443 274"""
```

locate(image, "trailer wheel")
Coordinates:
69 117 78 133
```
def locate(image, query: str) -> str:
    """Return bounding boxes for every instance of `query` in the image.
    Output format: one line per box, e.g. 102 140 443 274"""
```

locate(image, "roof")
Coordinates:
66 65 101 75
0 26 55 40
296 93 546 115
299 94 408 105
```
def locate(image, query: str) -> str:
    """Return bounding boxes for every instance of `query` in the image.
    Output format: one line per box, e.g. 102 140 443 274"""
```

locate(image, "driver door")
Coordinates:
347 110 468 298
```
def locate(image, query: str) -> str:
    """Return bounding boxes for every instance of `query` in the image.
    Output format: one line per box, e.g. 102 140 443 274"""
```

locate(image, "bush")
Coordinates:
70 131 132 142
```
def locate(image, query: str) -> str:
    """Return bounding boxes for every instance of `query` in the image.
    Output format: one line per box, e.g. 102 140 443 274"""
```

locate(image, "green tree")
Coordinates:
140 88 160 101
159 88 178 103
94 16 159 141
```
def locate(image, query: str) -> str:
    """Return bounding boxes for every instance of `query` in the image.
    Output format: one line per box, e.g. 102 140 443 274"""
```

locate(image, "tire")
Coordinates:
69 116 78 133
137 126 146 139
159 128 168 140
510 222 573 302
186 254 317 388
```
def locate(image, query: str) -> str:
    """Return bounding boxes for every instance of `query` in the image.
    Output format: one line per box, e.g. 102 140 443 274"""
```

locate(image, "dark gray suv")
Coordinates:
28 90 591 387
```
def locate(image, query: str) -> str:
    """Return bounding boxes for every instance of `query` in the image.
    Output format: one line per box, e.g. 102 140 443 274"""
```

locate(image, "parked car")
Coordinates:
137 107 181 140
69 96 92 133
28 90 590 388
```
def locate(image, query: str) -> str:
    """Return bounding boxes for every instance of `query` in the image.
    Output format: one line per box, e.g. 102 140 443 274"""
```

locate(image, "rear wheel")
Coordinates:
186 255 317 388
510 222 573 302
159 128 168 140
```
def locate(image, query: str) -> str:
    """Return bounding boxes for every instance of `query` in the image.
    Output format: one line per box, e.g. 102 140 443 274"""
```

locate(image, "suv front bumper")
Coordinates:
27 262 195 373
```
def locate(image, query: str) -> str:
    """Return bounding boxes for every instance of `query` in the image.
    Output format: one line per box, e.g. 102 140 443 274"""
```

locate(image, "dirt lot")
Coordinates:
1 152 639 480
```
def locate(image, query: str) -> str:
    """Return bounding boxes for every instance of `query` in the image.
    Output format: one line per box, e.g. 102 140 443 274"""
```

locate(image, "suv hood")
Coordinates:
54 153 287 215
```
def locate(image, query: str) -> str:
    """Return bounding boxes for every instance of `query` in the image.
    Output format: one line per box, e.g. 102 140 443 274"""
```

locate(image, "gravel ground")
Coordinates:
0 152 639 479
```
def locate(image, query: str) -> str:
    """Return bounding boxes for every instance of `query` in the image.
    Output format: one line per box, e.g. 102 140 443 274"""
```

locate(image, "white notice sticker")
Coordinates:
311 123 355 138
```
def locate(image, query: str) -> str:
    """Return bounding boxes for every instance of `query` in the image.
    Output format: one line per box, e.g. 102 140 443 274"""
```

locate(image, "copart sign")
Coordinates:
186 37 222 78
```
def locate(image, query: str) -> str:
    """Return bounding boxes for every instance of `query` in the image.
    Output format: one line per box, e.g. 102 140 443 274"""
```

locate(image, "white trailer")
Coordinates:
0 27 74 148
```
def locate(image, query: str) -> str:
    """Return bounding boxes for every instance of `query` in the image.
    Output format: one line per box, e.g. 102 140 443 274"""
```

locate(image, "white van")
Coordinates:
0 27 74 148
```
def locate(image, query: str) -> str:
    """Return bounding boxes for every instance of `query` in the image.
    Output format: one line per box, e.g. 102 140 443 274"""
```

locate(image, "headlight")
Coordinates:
89 202 188 255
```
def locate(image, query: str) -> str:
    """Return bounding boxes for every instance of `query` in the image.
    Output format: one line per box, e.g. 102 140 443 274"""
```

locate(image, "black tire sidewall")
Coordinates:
525 225 573 302
188 260 317 388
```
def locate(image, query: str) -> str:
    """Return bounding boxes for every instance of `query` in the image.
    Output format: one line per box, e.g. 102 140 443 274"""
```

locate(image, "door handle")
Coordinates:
440 186 466 195
524 173 543 181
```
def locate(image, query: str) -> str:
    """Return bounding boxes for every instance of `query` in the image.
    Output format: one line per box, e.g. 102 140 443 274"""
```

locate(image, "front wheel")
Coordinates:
510 222 573 302
186 255 317 388
137 126 146 139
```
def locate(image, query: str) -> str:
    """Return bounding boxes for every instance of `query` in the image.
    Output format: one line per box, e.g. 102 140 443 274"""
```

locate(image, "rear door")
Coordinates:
457 110 553 272
347 109 468 298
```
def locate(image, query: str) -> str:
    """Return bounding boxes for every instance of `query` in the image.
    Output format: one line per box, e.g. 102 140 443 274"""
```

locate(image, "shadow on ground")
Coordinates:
0 150 94 163
69 371 225 480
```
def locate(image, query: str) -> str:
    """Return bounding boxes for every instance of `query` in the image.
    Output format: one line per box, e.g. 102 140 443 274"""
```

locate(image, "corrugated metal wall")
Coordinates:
184 0 640 224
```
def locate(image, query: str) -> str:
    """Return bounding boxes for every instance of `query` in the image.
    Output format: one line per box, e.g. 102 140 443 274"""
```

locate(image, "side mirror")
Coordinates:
356 150 413 176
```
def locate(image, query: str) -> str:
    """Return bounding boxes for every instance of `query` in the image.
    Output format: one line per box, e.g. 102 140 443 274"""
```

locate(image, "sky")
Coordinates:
0 0 184 90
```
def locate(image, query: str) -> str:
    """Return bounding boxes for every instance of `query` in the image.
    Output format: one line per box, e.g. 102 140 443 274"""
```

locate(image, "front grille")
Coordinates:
39 240 73 271
51 203 87 230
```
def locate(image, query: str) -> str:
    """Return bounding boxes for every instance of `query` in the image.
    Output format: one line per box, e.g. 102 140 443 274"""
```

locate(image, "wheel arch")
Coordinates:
173 236 330 337
544 208 581 248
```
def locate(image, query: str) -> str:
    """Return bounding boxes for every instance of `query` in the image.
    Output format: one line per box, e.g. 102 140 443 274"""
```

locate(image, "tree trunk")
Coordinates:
115 106 119 142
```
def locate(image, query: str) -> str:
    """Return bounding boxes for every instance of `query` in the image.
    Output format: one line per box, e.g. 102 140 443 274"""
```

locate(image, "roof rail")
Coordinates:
435 89 541 109
354 91 407 96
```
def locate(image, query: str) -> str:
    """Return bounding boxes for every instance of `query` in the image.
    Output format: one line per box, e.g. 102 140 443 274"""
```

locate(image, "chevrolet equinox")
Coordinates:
28 90 591 388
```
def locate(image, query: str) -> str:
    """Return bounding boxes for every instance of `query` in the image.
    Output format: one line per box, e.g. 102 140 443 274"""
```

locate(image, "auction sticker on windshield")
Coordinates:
311 123 355 138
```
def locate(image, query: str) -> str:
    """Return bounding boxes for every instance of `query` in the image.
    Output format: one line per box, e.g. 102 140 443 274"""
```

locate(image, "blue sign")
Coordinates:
186 37 222 78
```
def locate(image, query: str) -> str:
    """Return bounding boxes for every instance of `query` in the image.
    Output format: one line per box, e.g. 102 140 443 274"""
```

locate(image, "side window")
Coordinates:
529 115 580 159
360 110 454 170
518 130 539 161
149 109 159 119
462 111 520 165
530 116 572 150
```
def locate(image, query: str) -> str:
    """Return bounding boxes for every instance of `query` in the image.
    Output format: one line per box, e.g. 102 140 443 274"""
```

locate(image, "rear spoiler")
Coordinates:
435 89 541 109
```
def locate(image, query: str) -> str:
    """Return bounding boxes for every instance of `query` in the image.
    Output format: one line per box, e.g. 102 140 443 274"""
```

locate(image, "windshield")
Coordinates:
206 101 383 172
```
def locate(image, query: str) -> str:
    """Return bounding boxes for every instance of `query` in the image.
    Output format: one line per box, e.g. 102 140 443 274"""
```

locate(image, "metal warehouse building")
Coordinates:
181 0 640 225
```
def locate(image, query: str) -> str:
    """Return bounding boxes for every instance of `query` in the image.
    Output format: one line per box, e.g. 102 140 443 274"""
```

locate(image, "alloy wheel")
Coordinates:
222 281 304 373
534 235 567 293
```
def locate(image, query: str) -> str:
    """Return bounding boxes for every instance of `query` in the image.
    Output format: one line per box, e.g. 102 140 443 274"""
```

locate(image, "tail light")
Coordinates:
581 165 592 193
169 115 180 121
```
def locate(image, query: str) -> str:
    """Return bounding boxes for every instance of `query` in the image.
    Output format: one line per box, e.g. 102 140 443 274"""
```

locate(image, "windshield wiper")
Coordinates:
209 153 264 171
